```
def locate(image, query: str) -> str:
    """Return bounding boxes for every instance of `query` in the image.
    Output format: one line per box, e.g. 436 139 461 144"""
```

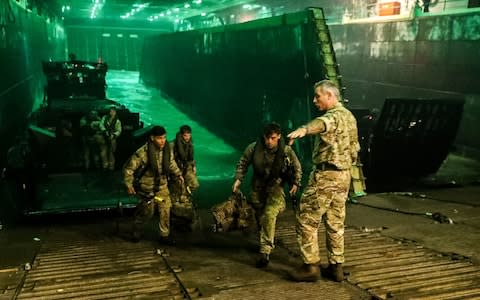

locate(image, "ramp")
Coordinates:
15 239 198 299
276 215 480 299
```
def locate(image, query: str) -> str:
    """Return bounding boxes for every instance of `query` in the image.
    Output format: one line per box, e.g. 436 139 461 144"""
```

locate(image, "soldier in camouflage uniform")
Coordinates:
124 126 184 244
100 106 122 170
170 125 199 202
233 122 302 268
287 80 360 282
80 110 105 170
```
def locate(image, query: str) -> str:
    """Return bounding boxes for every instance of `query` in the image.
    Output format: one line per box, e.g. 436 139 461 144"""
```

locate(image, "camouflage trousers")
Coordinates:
133 185 172 238
250 181 286 255
99 138 117 170
83 134 104 170
296 169 351 264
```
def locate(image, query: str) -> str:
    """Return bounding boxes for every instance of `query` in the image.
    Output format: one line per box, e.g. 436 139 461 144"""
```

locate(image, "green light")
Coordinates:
121 3 149 20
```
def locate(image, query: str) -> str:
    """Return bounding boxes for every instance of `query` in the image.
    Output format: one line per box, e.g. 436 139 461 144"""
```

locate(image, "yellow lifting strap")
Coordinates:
350 162 367 198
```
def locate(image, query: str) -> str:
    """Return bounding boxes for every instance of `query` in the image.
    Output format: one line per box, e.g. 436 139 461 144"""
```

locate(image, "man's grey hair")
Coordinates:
314 80 340 99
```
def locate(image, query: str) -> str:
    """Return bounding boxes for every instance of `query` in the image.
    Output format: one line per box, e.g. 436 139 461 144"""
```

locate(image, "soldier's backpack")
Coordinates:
171 195 195 220
211 191 256 232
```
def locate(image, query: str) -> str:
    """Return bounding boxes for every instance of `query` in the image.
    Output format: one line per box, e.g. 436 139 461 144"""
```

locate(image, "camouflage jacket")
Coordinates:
169 141 195 170
100 116 122 139
79 116 102 137
124 142 182 192
307 103 360 170
235 142 302 186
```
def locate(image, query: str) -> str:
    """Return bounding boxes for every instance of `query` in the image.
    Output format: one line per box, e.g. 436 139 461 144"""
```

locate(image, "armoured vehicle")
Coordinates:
5 60 145 215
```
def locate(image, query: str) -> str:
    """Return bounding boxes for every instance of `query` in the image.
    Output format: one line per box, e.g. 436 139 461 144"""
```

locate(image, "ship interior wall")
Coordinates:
0 1 66 166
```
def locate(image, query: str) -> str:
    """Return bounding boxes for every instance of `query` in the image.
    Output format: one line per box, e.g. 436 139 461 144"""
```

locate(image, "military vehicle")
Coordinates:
5 60 145 215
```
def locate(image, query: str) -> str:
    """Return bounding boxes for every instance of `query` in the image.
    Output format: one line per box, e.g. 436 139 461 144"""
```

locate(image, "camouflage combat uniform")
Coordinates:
235 141 302 255
296 103 360 265
124 142 182 239
170 136 199 201
80 113 105 170
100 115 122 170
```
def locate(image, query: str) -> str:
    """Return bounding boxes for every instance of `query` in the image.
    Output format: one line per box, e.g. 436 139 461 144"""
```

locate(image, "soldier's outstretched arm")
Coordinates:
287 118 327 144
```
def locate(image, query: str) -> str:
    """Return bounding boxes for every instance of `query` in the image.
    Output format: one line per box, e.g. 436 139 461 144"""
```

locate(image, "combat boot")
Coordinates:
322 263 344 282
255 253 270 268
290 263 320 282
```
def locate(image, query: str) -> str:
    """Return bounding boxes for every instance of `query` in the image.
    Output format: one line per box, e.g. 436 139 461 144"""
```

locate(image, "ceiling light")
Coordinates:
121 2 149 20
90 0 104 19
